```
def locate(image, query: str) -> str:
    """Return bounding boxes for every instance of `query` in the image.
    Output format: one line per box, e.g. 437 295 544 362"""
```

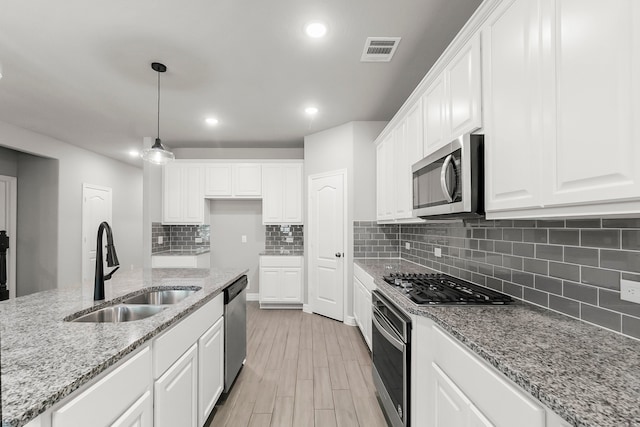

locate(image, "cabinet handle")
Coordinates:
335 253 342 258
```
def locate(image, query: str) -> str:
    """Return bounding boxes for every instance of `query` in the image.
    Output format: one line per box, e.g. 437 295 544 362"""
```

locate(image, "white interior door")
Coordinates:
82 184 112 282
309 170 346 321
0 175 17 299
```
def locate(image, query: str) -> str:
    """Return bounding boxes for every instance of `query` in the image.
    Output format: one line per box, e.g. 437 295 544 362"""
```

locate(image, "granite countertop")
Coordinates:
0 267 247 427
260 250 304 256
355 258 640 427
152 248 210 256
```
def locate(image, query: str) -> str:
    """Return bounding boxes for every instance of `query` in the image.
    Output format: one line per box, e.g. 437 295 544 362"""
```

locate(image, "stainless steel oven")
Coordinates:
412 133 484 219
372 291 411 427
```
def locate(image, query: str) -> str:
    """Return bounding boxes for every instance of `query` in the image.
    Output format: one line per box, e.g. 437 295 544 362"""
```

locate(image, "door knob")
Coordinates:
335 252 342 258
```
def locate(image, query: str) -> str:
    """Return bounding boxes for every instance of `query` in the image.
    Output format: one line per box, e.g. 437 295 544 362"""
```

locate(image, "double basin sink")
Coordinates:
68 288 201 323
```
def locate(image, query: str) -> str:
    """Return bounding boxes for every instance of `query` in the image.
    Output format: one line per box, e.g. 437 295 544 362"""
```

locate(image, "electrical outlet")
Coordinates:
241 235 247 243
157 236 163 245
195 237 203 243
285 237 294 243
621 278 640 304
434 247 442 258
405 242 411 250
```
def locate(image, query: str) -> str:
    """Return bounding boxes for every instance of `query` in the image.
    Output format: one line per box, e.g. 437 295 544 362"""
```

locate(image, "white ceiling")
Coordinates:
0 0 482 165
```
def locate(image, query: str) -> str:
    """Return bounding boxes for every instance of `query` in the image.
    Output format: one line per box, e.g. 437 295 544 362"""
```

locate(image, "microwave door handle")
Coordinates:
440 154 454 202
372 311 404 351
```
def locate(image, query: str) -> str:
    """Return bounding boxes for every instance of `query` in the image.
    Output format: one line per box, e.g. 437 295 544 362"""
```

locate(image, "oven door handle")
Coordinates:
372 310 404 351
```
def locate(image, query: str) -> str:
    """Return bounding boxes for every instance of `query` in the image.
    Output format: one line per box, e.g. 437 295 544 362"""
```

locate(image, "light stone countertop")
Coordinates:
355 258 640 427
152 248 210 256
0 267 247 427
259 250 304 256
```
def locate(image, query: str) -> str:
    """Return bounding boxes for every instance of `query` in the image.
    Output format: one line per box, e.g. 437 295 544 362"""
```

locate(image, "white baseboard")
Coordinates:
302 304 313 314
343 315 356 326
246 293 259 301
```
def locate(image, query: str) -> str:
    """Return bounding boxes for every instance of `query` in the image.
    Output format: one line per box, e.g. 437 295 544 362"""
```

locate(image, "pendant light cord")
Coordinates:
157 70 161 140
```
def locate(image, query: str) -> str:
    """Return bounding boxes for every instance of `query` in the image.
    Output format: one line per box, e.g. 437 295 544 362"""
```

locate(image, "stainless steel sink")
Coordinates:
121 288 199 305
70 305 167 323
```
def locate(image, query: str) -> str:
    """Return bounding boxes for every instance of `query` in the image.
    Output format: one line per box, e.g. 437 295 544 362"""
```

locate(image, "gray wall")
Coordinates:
209 200 265 295
0 146 18 177
16 154 59 296
303 121 386 315
0 121 143 289
173 147 304 159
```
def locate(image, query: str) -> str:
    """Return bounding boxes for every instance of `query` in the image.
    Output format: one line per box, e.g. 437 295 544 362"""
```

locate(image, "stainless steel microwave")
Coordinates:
412 134 484 219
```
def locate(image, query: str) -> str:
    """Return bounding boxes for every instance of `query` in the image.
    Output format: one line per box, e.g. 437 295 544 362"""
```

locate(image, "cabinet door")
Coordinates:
198 317 224 426
423 75 447 152
182 165 204 223
545 0 640 206
262 165 284 223
394 123 409 219
282 164 303 223
163 164 184 223
469 404 495 427
154 344 198 427
376 141 387 221
362 287 372 350
446 33 482 137
234 164 262 196
433 363 469 427
111 391 153 427
482 0 546 212
281 267 302 302
353 277 364 330
260 267 281 301
204 164 233 197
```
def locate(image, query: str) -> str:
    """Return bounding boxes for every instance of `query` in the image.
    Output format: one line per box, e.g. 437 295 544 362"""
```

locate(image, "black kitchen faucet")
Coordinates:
94 221 120 301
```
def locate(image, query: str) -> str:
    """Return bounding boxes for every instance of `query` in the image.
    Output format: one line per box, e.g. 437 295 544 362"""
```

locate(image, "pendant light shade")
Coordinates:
142 62 175 165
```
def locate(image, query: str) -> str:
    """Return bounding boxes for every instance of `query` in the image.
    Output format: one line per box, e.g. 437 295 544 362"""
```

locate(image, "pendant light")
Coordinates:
141 62 175 165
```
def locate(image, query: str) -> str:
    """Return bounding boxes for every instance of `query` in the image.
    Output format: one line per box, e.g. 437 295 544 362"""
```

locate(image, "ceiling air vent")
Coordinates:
361 37 401 62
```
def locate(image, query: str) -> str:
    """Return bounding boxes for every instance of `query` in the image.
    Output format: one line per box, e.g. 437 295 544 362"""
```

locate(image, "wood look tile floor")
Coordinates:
208 302 389 427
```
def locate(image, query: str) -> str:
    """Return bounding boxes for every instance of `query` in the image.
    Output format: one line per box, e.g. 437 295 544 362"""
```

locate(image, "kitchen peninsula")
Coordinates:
0 267 247 427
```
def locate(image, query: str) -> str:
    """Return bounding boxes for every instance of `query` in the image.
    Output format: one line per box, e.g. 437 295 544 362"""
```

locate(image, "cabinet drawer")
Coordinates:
153 294 223 378
354 264 376 292
52 346 152 427
260 256 302 268
433 326 544 427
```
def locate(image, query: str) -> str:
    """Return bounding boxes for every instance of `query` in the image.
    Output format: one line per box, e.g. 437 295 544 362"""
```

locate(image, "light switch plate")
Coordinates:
158 236 163 245
434 247 442 257
621 278 640 304
241 235 247 243
405 242 411 250
195 237 203 243
285 237 293 243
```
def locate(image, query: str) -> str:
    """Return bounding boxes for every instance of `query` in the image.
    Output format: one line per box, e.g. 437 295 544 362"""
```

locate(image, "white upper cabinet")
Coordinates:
204 163 261 198
262 163 303 224
162 162 206 225
376 133 395 222
423 34 482 155
484 0 640 218
482 0 546 212
546 0 640 207
446 33 482 139
423 75 448 152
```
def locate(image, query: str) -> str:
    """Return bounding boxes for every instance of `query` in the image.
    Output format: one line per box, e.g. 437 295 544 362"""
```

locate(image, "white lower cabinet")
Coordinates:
353 264 376 351
154 344 199 427
198 317 224 427
46 293 225 427
412 315 558 427
52 346 152 427
259 256 303 308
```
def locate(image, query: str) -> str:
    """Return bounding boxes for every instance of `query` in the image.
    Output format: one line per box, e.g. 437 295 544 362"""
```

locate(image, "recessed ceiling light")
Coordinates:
305 107 319 115
205 117 219 126
129 150 140 157
305 21 327 38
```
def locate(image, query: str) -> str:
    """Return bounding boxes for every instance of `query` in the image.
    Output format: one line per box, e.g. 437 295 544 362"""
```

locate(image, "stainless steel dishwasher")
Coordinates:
224 275 247 393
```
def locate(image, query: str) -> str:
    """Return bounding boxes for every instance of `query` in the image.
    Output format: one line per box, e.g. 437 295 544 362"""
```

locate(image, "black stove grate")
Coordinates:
383 273 513 305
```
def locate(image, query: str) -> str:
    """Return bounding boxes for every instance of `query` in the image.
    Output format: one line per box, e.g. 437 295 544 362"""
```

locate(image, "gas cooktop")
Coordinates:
383 273 514 305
